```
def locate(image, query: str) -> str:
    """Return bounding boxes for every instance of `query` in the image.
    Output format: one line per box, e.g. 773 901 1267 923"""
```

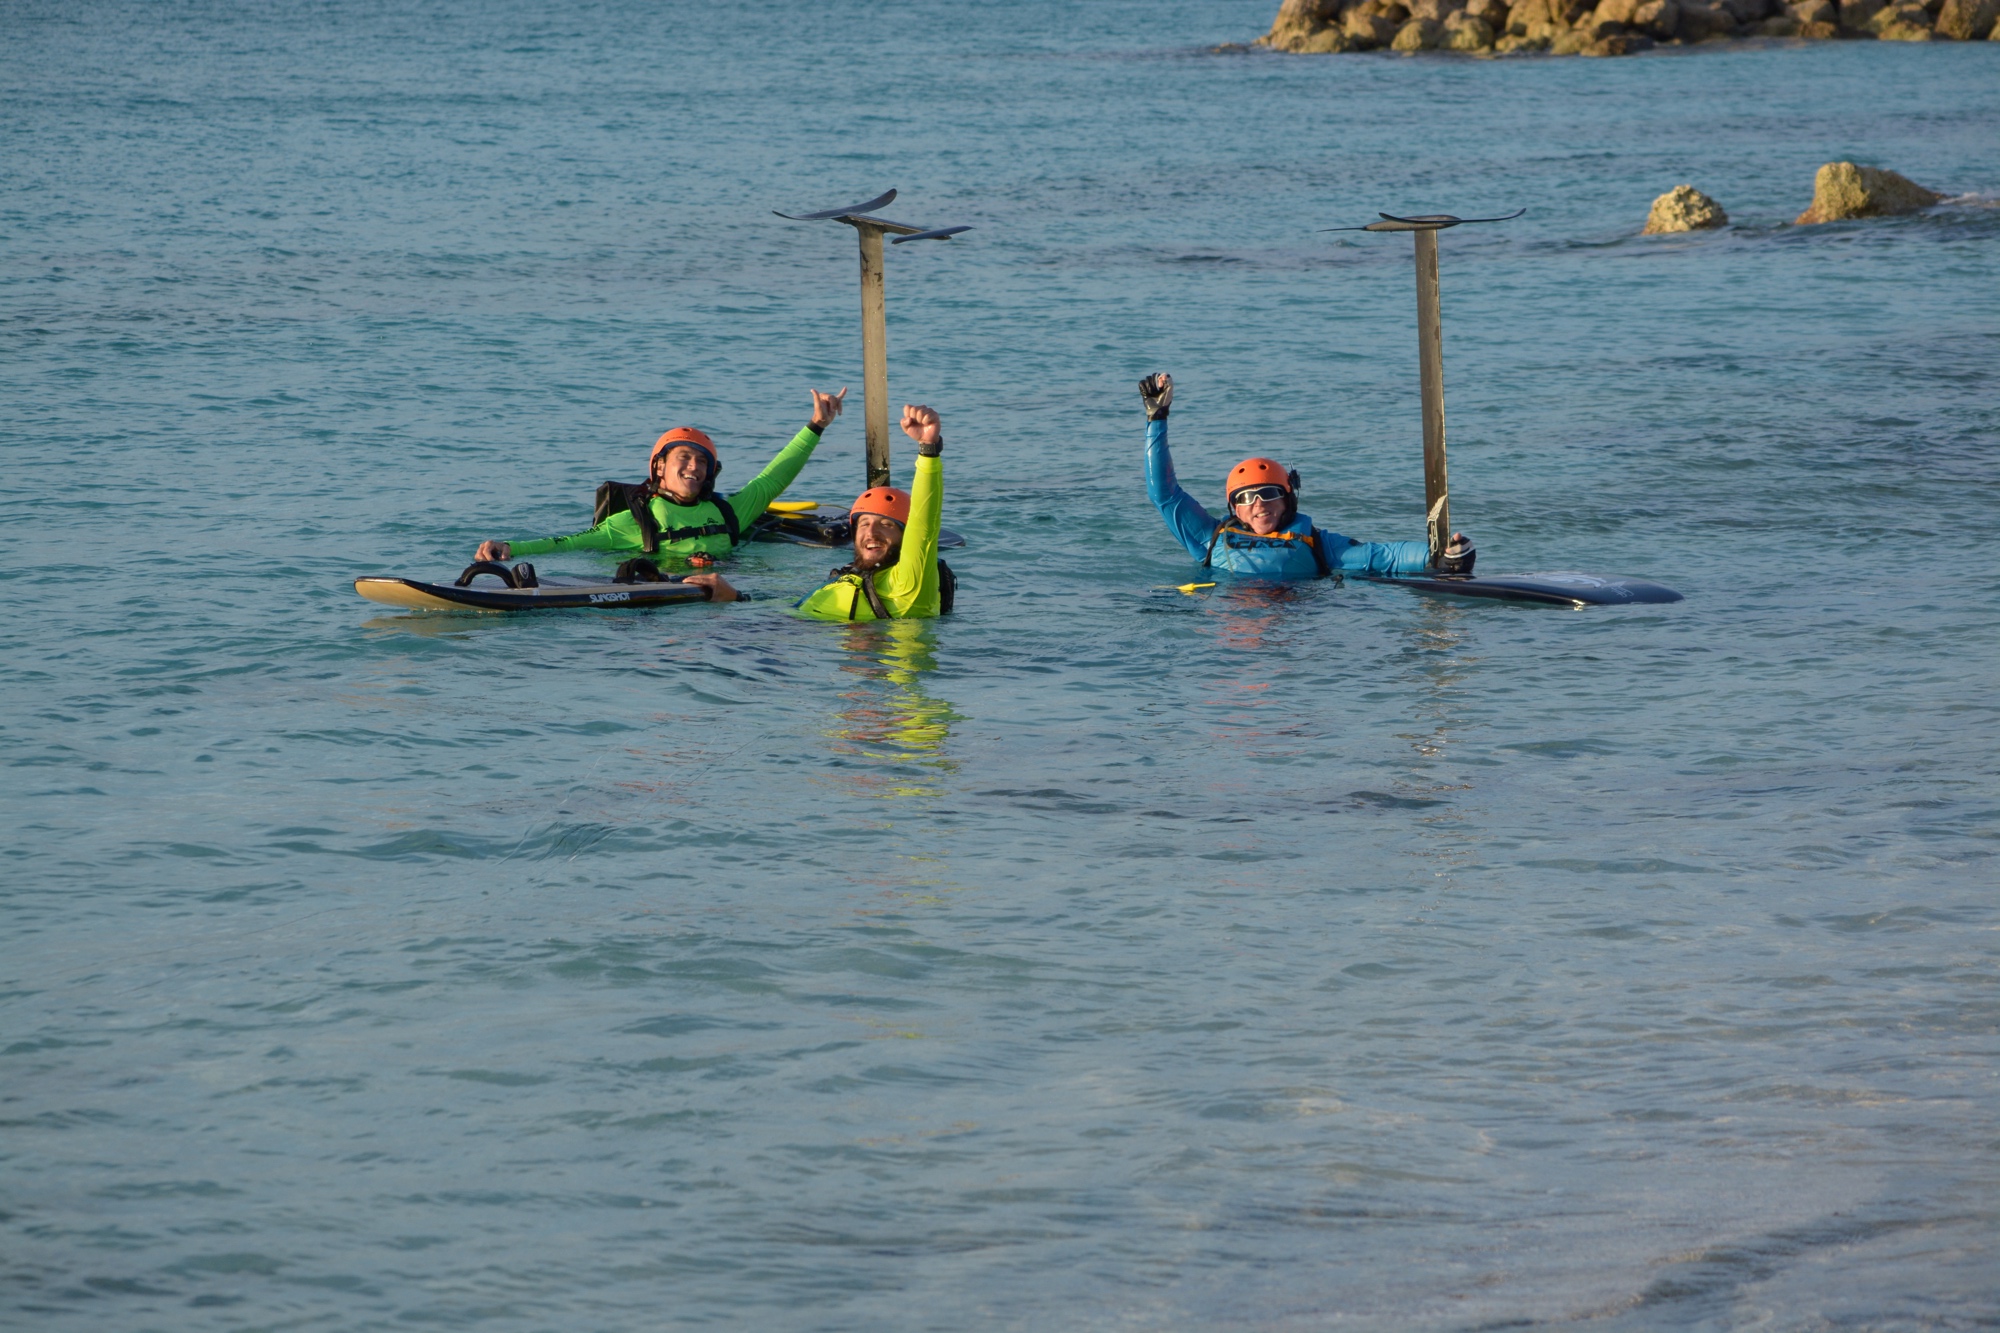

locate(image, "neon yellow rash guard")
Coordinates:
793 453 942 622
505 425 822 562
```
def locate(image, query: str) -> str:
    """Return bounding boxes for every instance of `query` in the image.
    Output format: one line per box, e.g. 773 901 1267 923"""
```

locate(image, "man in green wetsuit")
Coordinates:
795 404 947 622
473 387 847 603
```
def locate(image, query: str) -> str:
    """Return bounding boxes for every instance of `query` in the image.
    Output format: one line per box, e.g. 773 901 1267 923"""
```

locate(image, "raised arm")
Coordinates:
1140 373 1221 560
724 386 845 525
878 404 944 617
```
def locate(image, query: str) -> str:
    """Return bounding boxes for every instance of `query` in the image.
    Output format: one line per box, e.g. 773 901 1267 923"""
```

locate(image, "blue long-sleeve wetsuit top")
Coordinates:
1145 418 1432 579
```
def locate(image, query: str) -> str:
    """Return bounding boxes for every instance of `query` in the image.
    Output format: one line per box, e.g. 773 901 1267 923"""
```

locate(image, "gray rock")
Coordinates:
1676 0 1743 35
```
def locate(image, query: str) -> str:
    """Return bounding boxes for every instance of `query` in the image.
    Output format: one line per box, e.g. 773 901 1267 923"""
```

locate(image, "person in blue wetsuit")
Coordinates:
1139 372 1474 580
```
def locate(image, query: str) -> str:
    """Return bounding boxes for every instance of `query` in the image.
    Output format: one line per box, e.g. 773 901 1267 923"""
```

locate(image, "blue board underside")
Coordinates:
1367 572 1683 607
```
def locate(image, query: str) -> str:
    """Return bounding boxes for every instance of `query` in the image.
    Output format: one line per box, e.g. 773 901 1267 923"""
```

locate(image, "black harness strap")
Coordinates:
628 491 663 553
856 573 891 621
593 480 641 526
654 517 739 546
597 480 741 555
705 497 742 547
828 559 896 621
829 551 955 619
1308 529 1333 578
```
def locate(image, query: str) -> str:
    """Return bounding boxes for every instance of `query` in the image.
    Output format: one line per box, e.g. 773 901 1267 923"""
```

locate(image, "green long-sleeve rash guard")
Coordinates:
506 425 822 561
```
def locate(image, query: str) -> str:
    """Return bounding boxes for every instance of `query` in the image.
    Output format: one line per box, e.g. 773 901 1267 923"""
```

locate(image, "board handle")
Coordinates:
455 560 522 588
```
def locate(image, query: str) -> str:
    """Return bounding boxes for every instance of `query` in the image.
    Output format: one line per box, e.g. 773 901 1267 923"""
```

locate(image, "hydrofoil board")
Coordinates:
355 562 710 612
1366 571 1682 608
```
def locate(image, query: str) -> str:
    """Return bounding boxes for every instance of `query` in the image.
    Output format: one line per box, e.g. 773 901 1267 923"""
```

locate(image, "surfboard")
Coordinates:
1365 572 1683 608
354 569 711 612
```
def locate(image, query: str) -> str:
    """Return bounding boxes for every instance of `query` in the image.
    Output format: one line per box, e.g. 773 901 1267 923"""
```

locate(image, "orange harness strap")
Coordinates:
1203 524 1334 577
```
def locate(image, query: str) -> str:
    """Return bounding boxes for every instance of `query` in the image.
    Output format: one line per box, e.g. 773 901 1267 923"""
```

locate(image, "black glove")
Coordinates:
1433 533 1476 577
1139 372 1173 421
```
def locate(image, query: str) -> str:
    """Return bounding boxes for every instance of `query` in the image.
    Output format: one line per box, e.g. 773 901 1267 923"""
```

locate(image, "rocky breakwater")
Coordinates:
1259 0 2000 53
1638 164 1944 235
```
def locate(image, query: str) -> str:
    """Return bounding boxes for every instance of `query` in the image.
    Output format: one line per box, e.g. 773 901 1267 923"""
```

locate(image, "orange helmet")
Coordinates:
651 426 718 471
1226 457 1294 501
1225 457 1301 524
849 487 912 526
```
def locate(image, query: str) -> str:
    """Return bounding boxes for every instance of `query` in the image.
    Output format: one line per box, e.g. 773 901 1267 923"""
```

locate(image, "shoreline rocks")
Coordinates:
1795 162 1944 223
1628 165 1945 236
1259 0 1999 53
1645 185 1729 233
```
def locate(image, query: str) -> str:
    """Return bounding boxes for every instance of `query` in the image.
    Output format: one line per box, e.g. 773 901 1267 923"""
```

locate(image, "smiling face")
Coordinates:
1232 491 1287 536
851 513 904 571
652 445 708 504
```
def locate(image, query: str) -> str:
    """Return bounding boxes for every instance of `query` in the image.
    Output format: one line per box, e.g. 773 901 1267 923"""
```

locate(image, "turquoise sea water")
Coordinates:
5 2 1998 1327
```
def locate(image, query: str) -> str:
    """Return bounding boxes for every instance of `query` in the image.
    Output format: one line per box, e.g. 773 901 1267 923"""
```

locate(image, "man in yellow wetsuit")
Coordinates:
470 387 846 601
794 404 947 622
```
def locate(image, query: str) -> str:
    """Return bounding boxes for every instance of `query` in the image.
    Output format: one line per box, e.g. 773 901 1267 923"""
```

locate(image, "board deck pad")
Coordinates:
355 573 711 612
1367 572 1683 608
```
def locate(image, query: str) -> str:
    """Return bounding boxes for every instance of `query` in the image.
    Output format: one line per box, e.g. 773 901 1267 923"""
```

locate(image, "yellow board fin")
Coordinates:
765 500 820 514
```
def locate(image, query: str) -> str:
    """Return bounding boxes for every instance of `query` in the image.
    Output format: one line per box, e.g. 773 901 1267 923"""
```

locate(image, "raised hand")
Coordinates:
1140 372 1173 420
809 386 848 431
900 403 941 447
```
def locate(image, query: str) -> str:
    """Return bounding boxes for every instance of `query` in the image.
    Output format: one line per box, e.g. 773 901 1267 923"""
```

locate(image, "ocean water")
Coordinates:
4 1 1997 1327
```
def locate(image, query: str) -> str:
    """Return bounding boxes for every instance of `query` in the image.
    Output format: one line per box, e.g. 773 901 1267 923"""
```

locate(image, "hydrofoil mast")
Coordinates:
776 190 970 491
